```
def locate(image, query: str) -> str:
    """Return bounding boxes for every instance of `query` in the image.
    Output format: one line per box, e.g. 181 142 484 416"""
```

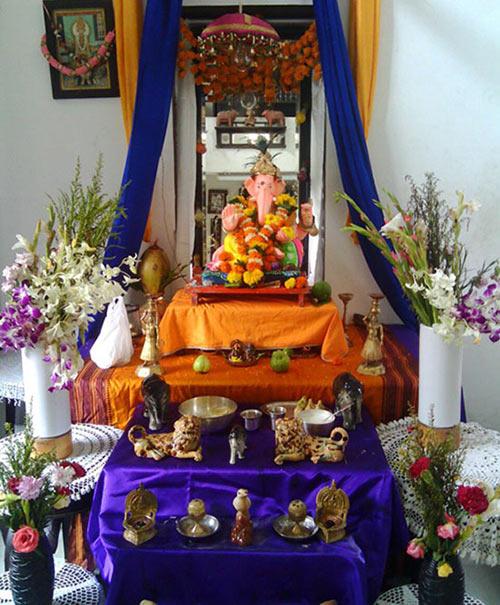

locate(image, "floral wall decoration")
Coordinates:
177 19 321 104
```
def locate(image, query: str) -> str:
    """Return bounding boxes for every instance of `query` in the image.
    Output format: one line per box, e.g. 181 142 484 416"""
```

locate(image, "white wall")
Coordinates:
0 0 127 282
369 0 500 429
1 0 498 428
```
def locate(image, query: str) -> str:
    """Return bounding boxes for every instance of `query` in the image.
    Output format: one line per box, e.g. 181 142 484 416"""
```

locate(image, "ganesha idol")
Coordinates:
204 152 318 287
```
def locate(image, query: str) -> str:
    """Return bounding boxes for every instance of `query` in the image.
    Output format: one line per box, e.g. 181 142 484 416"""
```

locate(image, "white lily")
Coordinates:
380 212 406 236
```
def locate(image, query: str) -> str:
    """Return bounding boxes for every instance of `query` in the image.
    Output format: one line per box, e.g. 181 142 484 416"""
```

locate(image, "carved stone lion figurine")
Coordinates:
274 417 306 465
304 427 349 464
274 418 349 465
128 415 203 462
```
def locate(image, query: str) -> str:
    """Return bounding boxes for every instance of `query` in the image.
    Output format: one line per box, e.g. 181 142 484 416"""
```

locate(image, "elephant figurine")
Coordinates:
216 109 238 127
262 109 285 127
332 372 363 431
141 374 170 431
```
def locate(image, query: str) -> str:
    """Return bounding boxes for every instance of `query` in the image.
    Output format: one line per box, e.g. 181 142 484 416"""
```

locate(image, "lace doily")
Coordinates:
0 424 122 502
377 418 500 566
66 424 123 500
0 562 104 604
0 351 24 405
376 584 484 605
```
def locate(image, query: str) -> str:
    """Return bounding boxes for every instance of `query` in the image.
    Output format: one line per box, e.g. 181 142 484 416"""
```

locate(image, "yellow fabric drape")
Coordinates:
112 0 143 141
346 0 381 242
348 0 381 138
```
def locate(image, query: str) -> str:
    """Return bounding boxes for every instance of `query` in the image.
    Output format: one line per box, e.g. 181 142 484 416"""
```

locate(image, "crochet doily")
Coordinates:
0 562 104 604
0 424 122 502
376 584 484 605
0 351 24 406
377 417 500 566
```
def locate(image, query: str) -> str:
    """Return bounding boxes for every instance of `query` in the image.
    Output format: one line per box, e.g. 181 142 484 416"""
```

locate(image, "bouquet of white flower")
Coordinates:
0 158 137 390
337 174 499 343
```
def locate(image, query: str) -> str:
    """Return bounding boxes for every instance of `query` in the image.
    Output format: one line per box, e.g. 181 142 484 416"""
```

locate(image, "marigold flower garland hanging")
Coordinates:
177 20 321 103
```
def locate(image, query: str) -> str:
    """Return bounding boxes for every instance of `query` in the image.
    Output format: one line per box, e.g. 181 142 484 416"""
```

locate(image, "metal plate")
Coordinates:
273 514 318 540
175 514 220 539
261 401 297 419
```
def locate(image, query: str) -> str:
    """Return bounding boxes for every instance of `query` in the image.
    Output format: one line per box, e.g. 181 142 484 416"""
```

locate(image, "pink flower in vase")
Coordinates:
406 539 425 559
17 476 44 500
12 526 39 553
437 516 460 540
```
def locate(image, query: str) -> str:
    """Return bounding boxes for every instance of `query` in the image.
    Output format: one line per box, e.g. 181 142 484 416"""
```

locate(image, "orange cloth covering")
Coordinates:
70 325 418 430
158 289 348 363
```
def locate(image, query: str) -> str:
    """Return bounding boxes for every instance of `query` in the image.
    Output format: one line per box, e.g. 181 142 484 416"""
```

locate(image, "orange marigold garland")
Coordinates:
177 20 322 103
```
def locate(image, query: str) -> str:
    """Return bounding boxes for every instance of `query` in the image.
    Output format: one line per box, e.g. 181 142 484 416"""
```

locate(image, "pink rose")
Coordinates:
437 520 459 540
406 539 424 559
98 46 107 56
75 66 88 76
104 31 115 43
12 526 39 553
61 66 72 76
88 56 99 68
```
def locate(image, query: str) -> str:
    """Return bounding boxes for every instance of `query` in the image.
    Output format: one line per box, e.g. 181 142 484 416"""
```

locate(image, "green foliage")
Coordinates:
397 420 465 559
46 155 126 258
0 419 58 532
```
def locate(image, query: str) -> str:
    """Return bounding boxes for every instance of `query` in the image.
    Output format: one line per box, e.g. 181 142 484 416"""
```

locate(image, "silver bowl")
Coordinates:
240 409 262 431
273 514 318 540
298 408 335 437
178 396 237 433
176 514 220 538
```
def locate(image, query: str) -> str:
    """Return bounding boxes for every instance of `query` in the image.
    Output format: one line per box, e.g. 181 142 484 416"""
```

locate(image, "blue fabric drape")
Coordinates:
313 0 417 329
105 0 182 266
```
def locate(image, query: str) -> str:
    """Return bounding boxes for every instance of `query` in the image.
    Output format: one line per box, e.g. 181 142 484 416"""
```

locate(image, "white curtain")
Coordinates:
308 80 326 282
147 73 197 297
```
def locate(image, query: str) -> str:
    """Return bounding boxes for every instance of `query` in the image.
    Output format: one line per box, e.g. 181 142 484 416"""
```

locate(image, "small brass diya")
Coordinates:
123 484 158 546
176 498 220 539
273 499 318 541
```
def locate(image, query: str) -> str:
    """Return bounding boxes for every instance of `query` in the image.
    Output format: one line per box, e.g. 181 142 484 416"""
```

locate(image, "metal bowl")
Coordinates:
178 396 237 433
298 408 335 437
176 514 220 539
273 514 318 540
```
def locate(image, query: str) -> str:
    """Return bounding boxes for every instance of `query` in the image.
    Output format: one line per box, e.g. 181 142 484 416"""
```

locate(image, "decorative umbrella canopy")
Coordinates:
201 12 279 42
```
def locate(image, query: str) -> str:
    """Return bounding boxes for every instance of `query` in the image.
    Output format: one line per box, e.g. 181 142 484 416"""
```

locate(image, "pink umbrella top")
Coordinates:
201 12 280 41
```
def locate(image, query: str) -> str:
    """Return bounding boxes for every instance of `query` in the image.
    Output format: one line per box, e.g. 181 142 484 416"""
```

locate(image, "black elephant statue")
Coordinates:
141 375 170 431
332 372 363 431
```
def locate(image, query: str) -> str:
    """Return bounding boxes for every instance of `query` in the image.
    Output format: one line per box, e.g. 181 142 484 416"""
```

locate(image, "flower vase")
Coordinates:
21 345 73 459
418 324 463 447
418 555 464 605
9 534 55 605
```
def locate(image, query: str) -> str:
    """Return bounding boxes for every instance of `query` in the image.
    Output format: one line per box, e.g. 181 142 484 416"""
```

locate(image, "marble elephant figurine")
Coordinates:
262 109 285 127
216 109 238 127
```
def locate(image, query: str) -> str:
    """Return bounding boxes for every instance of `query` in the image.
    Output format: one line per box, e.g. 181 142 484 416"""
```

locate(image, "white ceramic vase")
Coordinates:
21 345 73 458
418 324 463 429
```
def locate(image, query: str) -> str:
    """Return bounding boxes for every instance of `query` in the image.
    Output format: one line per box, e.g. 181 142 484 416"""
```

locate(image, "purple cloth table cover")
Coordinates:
105 521 367 605
88 405 407 604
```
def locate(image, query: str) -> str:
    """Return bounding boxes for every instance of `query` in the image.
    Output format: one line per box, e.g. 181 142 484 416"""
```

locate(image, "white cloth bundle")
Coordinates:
90 296 133 369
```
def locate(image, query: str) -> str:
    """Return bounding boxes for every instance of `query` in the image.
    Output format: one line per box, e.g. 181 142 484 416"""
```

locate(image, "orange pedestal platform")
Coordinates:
159 289 348 363
71 325 417 430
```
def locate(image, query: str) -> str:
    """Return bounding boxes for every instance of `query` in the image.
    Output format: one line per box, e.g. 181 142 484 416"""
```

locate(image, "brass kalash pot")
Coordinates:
136 244 171 378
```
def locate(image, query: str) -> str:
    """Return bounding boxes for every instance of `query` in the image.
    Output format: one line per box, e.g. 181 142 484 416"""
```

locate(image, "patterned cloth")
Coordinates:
70 325 418 429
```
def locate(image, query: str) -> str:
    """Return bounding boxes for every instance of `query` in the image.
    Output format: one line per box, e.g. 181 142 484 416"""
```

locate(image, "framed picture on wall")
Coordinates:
42 0 119 99
207 189 228 214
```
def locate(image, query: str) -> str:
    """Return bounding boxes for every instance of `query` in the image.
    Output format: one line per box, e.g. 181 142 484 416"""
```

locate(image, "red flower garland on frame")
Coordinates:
40 31 115 78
